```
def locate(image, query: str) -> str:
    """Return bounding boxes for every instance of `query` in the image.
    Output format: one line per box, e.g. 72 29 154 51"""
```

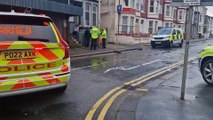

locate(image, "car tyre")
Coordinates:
201 60 213 86
179 40 183 48
168 41 173 48
152 45 156 48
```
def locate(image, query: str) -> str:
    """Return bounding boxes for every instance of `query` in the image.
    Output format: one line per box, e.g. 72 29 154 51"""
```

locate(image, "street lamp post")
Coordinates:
98 0 101 29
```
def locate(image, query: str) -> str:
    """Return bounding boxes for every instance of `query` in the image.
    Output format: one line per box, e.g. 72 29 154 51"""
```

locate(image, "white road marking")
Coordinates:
71 65 93 71
104 59 160 73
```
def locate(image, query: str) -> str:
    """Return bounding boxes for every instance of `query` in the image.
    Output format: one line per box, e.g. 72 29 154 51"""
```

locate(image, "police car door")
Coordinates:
176 30 182 44
172 29 178 44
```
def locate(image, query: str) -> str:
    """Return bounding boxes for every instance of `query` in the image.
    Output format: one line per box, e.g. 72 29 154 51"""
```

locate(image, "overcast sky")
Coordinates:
207 7 213 16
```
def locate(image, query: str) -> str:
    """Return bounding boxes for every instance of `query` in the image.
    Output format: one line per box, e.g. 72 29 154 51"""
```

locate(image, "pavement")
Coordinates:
71 43 145 58
135 62 213 120
71 38 210 59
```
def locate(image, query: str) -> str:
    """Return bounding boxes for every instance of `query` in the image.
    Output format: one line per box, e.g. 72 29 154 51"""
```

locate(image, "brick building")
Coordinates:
101 0 206 44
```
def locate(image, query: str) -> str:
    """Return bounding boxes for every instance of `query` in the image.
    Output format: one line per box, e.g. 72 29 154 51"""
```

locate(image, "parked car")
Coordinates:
0 11 71 97
199 46 213 86
151 28 184 48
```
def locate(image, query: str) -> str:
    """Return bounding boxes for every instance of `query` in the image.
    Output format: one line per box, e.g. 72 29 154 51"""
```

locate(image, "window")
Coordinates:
171 7 174 18
136 0 140 10
170 23 173 27
149 21 153 34
140 19 144 33
130 17 134 34
159 5 162 14
199 26 201 32
122 16 128 33
0 15 58 43
200 14 203 23
131 0 135 8
156 0 159 13
179 11 183 20
166 5 170 16
92 5 98 26
140 0 144 11
85 3 91 26
177 30 181 35
165 22 170 28
155 21 158 33
174 9 177 19
172 29 177 35
149 0 154 13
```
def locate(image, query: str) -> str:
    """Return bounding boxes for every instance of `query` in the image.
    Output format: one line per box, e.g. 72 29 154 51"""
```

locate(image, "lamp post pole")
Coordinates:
98 0 101 29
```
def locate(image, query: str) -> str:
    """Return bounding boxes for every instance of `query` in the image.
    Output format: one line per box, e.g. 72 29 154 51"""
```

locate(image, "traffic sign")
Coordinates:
117 5 122 14
171 0 213 6
184 0 200 6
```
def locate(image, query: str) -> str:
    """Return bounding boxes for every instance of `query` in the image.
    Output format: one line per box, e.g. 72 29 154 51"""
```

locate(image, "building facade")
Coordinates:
101 0 207 44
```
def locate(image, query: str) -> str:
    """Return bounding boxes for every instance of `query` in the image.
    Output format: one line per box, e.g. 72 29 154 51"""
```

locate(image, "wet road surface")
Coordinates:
0 40 213 120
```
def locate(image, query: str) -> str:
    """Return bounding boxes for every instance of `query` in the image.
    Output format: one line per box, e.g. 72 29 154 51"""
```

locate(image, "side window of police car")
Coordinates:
177 30 181 39
172 29 177 39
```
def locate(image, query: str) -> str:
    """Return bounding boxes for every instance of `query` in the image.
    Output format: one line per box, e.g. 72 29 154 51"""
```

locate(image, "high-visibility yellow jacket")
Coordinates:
101 29 107 39
90 27 100 39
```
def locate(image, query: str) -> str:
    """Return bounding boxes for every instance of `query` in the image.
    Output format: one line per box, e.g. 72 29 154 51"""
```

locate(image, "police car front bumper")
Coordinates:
151 40 170 47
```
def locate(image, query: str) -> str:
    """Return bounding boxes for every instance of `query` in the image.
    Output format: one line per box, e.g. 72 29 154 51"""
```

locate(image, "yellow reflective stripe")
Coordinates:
44 43 64 58
0 60 10 66
58 75 69 83
28 77 49 86
50 22 60 43
8 41 21 49
20 41 34 49
169 35 173 41
0 80 18 91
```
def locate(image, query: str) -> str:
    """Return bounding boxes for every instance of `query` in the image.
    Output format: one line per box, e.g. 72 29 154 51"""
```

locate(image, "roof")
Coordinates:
0 0 83 16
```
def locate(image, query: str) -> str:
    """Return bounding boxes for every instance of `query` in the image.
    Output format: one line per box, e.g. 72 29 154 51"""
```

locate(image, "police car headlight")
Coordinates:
164 36 170 39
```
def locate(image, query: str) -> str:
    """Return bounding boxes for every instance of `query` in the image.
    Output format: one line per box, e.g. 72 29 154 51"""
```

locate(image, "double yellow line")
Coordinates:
85 56 197 120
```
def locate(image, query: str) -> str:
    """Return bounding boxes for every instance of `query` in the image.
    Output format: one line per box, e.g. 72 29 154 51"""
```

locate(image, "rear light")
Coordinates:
52 23 70 59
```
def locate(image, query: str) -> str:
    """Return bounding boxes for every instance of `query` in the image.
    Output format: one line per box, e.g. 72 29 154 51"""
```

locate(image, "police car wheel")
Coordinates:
168 41 173 48
201 60 213 86
179 43 183 48
152 45 156 48
179 40 183 48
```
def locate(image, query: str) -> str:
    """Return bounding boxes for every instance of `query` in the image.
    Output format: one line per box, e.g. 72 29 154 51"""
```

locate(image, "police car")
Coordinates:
0 12 71 97
199 46 213 86
151 28 184 48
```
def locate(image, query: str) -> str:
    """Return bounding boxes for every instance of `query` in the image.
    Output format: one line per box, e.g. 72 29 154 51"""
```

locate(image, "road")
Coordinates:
0 39 213 120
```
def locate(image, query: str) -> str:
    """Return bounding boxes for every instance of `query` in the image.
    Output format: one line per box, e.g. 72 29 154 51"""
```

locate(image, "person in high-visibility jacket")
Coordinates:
101 28 107 49
90 26 100 50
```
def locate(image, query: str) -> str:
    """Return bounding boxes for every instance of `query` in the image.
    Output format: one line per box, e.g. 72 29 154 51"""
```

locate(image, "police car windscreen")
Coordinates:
156 28 172 35
0 15 58 43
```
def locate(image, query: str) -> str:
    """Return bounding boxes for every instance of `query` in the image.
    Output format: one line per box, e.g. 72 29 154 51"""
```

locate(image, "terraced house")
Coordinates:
101 0 206 44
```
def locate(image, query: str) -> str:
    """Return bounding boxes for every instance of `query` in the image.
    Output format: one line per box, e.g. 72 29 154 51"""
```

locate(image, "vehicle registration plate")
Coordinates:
155 42 161 44
0 50 37 60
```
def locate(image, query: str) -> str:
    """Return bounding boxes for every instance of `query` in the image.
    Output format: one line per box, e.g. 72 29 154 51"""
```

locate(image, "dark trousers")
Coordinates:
102 38 106 48
91 39 98 50
85 38 90 47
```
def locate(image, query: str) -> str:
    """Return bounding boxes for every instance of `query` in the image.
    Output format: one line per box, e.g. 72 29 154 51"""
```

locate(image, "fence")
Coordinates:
117 25 150 37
